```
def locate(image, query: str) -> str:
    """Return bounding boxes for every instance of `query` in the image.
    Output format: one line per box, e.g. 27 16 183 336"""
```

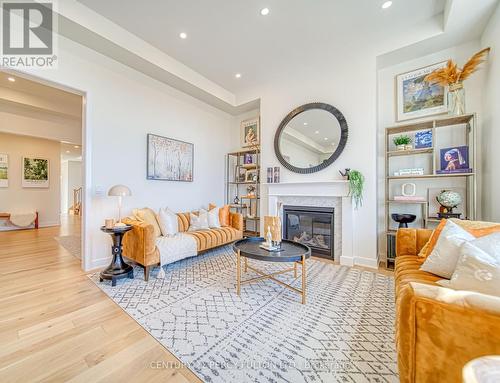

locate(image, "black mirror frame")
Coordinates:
274 102 348 174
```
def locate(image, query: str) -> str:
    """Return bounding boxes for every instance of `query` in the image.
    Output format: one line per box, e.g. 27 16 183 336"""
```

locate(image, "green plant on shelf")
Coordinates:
393 135 412 146
347 169 364 209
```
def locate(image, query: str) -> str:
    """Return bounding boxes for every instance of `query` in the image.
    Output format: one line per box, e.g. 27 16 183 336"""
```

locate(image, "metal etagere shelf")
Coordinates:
226 148 260 237
384 113 477 267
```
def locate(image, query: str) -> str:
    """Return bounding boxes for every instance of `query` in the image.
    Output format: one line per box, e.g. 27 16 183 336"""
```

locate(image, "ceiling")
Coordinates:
77 0 447 95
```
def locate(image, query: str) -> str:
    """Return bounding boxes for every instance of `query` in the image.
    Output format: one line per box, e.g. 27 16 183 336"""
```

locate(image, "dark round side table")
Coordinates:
233 237 311 304
100 225 134 286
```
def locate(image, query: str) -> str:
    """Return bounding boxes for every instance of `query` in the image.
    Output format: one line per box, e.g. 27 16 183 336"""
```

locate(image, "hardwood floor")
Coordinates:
0 217 200 383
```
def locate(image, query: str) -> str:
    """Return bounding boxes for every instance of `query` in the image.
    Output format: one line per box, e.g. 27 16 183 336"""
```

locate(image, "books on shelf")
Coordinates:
436 168 473 174
393 196 426 201
394 168 424 176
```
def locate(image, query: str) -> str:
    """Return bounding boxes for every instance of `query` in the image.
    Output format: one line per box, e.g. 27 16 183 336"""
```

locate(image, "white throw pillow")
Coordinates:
438 238 500 297
189 209 209 231
157 207 178 237
207 206 221 228
420 220 475 279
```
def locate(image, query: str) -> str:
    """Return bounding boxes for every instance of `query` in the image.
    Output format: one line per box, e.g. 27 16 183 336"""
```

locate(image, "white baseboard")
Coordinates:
340 256 354 266
353 256 379 269
88 257 110 272
39 221 60 228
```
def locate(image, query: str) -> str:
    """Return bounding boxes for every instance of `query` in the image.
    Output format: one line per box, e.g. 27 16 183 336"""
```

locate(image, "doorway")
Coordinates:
0 70 87 267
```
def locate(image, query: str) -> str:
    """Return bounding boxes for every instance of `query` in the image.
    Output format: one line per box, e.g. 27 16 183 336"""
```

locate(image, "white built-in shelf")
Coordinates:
386 114 474 134
387 199 427 204
387 173 475 180
387 148 434 157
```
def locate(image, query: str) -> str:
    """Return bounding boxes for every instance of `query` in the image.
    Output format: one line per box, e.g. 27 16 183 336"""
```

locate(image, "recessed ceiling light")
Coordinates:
235 73 242 79
179 32 187 39
260 7 270 16
7 77 15 82
74 145 79 148
315 130 319 134
382 1 392 9
324 137 328 141
303 122 308 126
66 150 70 153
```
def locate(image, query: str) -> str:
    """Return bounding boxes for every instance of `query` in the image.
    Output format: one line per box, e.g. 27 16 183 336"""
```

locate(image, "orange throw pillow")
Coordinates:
209 203 230 227
419 219 500 257
418 219 447 257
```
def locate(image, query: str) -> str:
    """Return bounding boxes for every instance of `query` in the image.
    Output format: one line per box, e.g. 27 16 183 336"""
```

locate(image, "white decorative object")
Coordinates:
0 153 8 187
207 207 221 228
438 233 500 296
157 207 179 236
463 356 500 383
22 157 49 188
108 185 132 227
188 209 209 231
420 220 475 279
401 183 416 197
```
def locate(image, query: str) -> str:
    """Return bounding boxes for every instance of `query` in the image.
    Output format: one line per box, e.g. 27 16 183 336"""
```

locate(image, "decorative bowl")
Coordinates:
391 213 417 228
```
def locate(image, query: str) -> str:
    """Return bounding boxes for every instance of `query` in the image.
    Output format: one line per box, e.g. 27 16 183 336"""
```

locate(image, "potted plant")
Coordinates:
345 169 364 209
393 135 412 151
425 48 490 116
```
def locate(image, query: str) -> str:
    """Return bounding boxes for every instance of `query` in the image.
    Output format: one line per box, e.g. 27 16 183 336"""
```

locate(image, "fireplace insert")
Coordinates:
282 205 334 259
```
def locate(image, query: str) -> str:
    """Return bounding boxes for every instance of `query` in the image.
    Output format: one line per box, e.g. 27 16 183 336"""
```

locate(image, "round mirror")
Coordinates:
274 103 348 174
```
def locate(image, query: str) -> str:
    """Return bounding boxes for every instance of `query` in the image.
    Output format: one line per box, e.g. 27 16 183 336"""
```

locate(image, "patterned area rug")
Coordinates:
55 235 81 259
89 246 398 383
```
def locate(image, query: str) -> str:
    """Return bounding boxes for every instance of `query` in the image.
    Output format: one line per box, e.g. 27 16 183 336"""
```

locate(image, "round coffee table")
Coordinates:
233 237 311 304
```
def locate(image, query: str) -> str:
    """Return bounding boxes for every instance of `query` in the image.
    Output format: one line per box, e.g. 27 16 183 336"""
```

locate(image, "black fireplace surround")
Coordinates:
282 205 334 260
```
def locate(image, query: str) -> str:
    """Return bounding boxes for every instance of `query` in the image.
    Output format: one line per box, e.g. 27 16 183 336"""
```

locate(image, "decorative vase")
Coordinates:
405 144 413 150
448 83 466 116
396 144 406 151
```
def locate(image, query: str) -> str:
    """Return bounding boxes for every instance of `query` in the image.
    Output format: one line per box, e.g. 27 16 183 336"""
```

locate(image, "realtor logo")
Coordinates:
1 0 58 68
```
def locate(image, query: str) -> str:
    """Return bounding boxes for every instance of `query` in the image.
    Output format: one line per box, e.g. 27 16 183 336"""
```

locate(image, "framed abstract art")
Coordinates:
147 134 194 182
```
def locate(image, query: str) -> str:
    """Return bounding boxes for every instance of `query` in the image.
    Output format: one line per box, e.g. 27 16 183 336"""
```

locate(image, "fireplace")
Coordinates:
283 205 334 259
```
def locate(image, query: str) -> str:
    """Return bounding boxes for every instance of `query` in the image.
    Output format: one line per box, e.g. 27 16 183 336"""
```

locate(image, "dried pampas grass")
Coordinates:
424 48 491 86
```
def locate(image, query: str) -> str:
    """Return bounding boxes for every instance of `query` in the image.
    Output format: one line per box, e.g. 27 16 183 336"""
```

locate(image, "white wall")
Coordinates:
377 40 486 258
19 35 234 270
61 160 68 213
236 53 379 268
481 3 500 222
0 132 61 227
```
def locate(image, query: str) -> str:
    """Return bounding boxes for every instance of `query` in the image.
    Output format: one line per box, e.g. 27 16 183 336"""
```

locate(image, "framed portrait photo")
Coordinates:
396 62 448 122
240 117 260 148
147 134 194 182
22 157 49 188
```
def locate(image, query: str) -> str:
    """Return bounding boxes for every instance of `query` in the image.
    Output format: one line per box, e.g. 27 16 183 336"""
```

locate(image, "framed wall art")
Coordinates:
396 62 448 122
22 157 49 188
240 117 260 148
147 134 194 182
0 153 8 187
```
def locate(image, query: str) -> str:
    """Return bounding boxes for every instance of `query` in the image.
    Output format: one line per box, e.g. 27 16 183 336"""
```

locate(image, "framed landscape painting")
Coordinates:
0 153 8 187
22 157 49 188
147 134 193 182
396 62 448 122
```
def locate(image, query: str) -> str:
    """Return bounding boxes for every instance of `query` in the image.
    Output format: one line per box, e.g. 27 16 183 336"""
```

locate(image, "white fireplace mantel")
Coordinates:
264 180 357 267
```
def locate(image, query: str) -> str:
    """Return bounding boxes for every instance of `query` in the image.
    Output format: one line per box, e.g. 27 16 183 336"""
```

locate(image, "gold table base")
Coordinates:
236 250 307 304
